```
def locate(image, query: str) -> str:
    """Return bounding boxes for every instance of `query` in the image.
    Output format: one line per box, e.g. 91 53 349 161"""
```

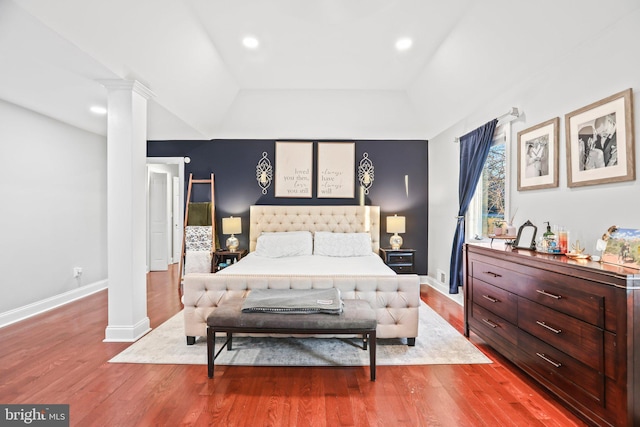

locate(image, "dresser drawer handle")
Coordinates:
482 295 498 303
483 271 502 278
481 318 498 328
536 352 562 368
536 289 562 299
536 321 562 334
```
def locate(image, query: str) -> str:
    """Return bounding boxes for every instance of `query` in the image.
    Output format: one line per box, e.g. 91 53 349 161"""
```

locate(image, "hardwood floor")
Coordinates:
0 265 587 426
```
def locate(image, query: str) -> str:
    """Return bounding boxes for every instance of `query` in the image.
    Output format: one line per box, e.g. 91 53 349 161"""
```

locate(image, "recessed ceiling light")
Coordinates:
242 36 260 49
90 105 107 115
395 37 413 51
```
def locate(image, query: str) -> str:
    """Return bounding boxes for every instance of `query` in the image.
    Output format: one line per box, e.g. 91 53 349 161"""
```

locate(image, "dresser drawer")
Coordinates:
518 330 604 406
515 277 604 328
471 304 518 346
471 278 517 324
469 259 524 291
518 298 603 371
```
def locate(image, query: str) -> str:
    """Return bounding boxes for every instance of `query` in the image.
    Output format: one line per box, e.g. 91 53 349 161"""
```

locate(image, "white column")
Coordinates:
100 80 155 342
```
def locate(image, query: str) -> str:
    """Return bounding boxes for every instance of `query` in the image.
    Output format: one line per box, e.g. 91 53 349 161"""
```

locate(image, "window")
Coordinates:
466 123 511 240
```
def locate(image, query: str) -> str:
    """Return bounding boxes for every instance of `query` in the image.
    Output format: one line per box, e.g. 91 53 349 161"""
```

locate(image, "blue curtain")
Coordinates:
448 119 498 294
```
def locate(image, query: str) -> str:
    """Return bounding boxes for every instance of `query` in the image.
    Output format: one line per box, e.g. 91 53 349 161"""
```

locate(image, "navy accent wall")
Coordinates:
147 139 429 274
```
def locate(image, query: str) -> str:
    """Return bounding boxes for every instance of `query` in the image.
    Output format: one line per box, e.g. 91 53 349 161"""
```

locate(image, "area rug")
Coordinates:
109 302 491 366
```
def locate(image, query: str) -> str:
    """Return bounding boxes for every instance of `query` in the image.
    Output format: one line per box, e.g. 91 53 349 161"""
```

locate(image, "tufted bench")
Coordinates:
207 298 378 381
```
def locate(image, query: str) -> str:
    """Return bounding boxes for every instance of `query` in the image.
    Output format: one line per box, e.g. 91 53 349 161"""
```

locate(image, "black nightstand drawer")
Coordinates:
388 253 413 263
389 264 414 274
379 248 416 274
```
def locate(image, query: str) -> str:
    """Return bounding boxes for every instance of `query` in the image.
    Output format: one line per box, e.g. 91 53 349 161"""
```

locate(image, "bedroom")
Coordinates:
1 1 640 425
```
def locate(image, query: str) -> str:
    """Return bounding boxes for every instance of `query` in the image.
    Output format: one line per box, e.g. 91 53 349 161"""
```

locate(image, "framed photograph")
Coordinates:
275 141 313 198
317 142 355 198
517 117 559 191
602 228 640 270
565 88 635 187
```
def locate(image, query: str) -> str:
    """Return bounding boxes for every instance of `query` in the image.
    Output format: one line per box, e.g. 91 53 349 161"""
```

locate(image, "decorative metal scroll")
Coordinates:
357 152 374 194
256 152 273 194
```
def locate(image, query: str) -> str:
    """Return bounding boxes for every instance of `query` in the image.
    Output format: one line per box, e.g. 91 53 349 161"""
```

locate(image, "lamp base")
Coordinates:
226 235 239 252
390 234 403 250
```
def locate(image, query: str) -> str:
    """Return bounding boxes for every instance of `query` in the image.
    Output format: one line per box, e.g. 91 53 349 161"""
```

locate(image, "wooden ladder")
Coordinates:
179 173 215 285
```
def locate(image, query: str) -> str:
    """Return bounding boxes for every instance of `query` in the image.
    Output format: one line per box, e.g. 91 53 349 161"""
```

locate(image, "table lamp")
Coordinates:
386 214 405 250
222 216 241 252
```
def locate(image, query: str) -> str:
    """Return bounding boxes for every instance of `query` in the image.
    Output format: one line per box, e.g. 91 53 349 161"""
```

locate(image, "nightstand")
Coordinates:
212 249 248 272
379 248 416 274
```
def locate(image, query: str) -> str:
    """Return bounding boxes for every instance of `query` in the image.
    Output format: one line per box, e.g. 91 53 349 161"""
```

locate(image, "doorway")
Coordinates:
146 157 185 271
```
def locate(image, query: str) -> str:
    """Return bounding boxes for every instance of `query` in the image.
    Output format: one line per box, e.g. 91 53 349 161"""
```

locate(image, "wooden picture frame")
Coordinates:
274 141 313 198
317 142 355 198
565 88 635 187
517 117 559 191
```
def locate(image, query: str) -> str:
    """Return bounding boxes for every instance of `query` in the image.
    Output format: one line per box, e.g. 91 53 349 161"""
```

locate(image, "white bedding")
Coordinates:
218 252 396 276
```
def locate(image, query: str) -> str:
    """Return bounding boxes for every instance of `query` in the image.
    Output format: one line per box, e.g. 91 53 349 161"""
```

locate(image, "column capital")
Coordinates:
98 79 155 99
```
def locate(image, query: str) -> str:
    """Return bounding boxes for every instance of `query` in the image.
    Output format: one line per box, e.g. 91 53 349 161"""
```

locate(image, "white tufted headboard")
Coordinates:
249 205 381 253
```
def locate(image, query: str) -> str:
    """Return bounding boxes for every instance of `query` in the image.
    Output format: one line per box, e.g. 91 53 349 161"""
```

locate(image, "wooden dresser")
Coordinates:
464 243 640 427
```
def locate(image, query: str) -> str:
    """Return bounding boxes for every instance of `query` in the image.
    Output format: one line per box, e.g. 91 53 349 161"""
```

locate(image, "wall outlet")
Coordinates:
73 267 83 278
437 269 447 284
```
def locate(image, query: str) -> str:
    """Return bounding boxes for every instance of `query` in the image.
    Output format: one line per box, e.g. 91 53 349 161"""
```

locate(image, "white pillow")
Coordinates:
313 232 373 257
254 231 313 258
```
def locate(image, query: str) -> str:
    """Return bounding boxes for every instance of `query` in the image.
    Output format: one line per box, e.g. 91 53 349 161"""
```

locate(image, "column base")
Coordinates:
104 317 151 342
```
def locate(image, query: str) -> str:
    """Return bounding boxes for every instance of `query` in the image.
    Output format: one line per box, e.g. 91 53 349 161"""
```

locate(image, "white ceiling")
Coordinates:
1 0 639 140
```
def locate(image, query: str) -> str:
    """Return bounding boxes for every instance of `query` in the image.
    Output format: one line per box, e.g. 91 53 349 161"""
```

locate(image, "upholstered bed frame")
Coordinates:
248 205 382 252
182 205 420 345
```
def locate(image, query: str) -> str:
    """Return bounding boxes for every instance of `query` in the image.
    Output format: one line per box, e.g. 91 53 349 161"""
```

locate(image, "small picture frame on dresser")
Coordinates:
513 220 537 250
602 227 640 269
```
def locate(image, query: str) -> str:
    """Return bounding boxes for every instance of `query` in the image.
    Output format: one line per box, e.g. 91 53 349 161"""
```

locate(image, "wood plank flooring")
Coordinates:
0 265 588 426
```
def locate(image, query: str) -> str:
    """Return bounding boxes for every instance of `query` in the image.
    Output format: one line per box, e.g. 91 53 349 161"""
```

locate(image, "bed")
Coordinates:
182 205 421 345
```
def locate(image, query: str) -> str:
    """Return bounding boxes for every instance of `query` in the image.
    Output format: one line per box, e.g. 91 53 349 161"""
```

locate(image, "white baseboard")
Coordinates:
0 280 108 329
104 317 151 342
422 276 464 306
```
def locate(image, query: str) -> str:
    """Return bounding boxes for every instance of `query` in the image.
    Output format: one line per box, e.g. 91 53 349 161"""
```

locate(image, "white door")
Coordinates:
172 177 181 263
149 171 169 271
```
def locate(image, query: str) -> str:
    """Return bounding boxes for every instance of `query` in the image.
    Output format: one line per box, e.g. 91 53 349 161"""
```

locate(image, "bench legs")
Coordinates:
207 329 233 378
207 328 377 381
207 327 215 378
368 330 376 381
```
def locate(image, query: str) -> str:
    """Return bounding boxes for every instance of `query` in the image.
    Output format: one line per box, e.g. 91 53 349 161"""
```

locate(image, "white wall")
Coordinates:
215 89 424 139
0 99 107 322
426 9 640 291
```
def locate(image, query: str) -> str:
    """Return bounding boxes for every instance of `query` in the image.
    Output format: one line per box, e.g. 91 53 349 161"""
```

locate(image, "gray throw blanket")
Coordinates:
242 288 343 314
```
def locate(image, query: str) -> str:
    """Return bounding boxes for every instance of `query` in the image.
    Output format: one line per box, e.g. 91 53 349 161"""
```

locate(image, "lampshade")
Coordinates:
386 215 405 234
222 216 242 235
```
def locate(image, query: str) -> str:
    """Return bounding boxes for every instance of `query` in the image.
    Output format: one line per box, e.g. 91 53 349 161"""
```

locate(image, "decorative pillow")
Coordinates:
185 226 212 251
313 232 372 257
254 231 313 258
